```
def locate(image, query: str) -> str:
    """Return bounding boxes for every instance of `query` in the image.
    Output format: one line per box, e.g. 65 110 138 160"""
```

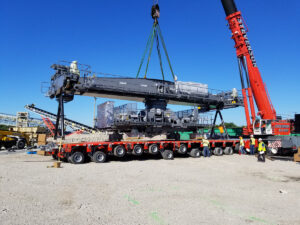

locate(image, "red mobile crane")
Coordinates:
220 0 293 137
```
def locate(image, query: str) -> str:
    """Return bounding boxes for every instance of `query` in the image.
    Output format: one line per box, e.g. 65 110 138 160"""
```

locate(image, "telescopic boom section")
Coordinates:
221 0 277 122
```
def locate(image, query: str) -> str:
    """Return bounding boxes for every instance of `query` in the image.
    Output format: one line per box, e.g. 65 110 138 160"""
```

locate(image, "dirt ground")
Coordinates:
0 151 299 225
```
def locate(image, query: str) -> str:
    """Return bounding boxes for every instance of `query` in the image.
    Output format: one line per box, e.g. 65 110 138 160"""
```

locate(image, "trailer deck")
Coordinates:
52 138 252 164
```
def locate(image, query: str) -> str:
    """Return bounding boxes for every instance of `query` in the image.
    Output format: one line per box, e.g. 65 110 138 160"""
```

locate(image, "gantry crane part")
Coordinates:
48 63 242 111
47 62 243 139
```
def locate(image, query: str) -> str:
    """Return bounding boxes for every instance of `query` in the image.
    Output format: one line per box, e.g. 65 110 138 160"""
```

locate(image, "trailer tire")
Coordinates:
113 145 126 157
178 144 187 154
234 144 240 152
92 151 106 163
133 145 143 156
17 140 26 149
224 147 233 155
149 144 159 155
189 148 201 158
70 151 85 164
214 147 223 156
161 150 174 160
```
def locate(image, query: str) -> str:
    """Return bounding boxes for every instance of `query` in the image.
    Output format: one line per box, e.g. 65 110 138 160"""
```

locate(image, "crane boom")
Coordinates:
221 0 277 134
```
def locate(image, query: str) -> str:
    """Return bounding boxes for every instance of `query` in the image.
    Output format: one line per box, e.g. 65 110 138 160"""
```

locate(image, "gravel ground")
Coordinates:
0 151 299 225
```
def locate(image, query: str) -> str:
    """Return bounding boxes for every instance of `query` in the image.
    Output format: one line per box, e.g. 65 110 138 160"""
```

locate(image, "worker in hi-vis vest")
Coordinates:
257 138 266 162
202 135 210 157
239 136 245 154
250 135 256 155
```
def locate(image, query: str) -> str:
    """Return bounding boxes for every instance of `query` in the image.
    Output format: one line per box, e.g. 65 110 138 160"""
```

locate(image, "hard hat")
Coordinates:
72 60 78 64
250 135 254 138
258 138 262 142
239 136 242 139
203 135 207 139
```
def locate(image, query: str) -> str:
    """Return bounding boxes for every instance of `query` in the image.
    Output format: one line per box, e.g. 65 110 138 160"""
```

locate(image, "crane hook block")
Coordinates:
151 4 160 19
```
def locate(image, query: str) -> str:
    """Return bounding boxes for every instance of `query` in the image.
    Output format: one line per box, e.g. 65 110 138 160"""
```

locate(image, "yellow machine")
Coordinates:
0 130 28 149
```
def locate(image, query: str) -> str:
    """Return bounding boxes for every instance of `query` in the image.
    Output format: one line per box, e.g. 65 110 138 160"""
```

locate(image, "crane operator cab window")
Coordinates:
253 119 273 135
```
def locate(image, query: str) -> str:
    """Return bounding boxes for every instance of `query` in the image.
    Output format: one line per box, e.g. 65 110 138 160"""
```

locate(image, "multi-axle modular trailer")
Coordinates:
51 138 253 164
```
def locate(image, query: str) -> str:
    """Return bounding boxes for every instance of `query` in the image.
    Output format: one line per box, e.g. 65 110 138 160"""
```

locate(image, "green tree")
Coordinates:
219 122 241 128
0 124 10 131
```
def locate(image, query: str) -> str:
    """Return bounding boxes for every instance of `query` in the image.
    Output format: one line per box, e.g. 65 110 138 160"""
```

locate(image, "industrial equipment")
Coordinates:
96 101 213 139
0 112 45 127
51 137 240 163
25 104 96 133
48 0 300 164
46 2 243 140
46 2 253 164
221 0 300 154
0 112 48 147
0 130 28 149
47 61 242 140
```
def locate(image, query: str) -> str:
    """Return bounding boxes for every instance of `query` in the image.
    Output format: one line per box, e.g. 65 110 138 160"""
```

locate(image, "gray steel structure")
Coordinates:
47 63 243 139
48 64 243 111
97 102 213 137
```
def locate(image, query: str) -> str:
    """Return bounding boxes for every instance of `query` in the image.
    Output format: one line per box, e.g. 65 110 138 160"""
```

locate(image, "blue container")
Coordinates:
27 151 37 154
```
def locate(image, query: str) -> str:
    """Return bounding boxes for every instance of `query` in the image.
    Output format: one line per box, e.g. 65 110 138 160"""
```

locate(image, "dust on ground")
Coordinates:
0 151 299 225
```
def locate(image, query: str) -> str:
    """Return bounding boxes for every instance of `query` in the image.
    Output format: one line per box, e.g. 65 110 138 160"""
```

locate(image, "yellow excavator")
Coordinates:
0 129 28 149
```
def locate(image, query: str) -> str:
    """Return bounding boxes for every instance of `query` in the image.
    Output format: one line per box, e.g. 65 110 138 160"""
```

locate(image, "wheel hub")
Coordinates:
97 154 104 161
74 154 82 162
117 148 124 155
152 146 158 153
135 147 142 154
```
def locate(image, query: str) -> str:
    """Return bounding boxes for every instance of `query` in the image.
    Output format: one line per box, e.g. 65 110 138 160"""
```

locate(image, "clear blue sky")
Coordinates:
1 0 299 126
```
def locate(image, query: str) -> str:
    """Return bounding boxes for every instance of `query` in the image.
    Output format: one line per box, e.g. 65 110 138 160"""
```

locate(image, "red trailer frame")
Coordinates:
51 138 253 164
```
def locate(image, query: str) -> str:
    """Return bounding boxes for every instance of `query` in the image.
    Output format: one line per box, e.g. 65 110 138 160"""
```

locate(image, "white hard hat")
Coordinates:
250 135 254 138
258 138 262 142
203 135 207 139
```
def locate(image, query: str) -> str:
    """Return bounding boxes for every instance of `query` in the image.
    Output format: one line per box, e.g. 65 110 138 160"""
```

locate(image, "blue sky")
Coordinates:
1 0 299 126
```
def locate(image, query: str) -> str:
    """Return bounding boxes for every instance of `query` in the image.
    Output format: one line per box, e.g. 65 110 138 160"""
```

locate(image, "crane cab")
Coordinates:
253 119 292 136
253 119 273 135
